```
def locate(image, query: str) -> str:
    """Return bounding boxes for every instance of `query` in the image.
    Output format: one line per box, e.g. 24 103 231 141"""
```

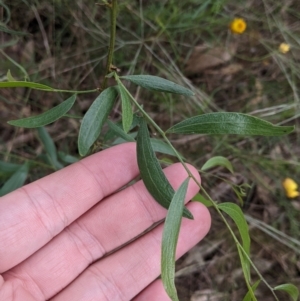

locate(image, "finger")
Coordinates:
0 275 39 301
132 279 171 301
0 143 138 272
50 202 211 301
3 163 200 300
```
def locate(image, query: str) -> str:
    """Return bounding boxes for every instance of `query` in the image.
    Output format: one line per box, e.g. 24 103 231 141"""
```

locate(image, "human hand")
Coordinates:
0 143 211 301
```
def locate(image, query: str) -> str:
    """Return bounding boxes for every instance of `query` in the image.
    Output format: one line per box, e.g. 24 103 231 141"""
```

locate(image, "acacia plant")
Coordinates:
1 1 299 300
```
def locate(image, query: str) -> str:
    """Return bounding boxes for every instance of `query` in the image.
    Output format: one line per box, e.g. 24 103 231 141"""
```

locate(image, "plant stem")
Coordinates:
52 88 99 94
101 0 118 90
0 86 98 94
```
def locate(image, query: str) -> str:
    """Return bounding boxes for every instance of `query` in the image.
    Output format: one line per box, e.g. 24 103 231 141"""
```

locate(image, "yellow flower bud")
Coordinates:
230 18 247 34
282 178 299 198
279 43 290 54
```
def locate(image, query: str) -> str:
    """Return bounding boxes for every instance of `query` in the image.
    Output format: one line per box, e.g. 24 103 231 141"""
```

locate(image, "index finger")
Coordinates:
0 142 138 273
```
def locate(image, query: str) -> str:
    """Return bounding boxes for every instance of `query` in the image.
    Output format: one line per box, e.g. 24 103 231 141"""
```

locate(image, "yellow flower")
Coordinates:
230 18 247 34
279 43 290 54
282 178 299 198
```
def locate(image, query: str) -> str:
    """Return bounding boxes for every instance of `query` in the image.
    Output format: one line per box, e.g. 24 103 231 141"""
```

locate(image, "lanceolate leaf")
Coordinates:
166 112 294 136
150 138 180 157
0 81 54 91
136 118 193 219
218 202 250 255
238 246 251 286
104 114 140 142
121 75 194 96
117 83 133 133
192 193 213 207
201 156 234 174
218 202 251 279
0 161 22 175
274 283 299 301
0 163 29 197
78 87 117 156
106 125 182 158
107 119 135 142
37 127 63 170
57 152 79 164
161 178 190 301
8 95 76 128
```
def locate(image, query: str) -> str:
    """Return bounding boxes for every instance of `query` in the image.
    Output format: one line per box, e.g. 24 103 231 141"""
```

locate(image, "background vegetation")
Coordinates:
0 0 299 300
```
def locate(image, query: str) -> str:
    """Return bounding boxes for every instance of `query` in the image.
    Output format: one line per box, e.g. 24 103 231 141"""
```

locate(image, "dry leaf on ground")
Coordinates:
185 43 237 76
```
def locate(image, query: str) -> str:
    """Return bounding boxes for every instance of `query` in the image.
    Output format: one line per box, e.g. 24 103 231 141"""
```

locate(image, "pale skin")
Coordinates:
0 143 211 301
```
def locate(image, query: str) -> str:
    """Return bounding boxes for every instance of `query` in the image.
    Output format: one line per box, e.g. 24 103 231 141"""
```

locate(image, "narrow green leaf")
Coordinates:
108 130 182 158
0 81 54 91
112 133 137 145
0 161 22 175
150 138 180 157
137 118 193 219
201 156 234 173
8 95 76 128
118 83 133 133
192 193 213 207
107 119 135 142
218 202 250 255
121 75 194 96
78 87 117 156
57 152 78 164
238 246 251 285
274 283 299 301
218 202 251 279
161 178 190 301
166 112 294 136
7 69 16 81
104 114 140 142
37 127 63 170
0 163 29 196
242 280 260 301
37 127 56 164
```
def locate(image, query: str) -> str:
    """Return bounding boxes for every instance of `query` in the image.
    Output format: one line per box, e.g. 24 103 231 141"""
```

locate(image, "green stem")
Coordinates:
101 0 118 90
0 86 98 94
51 88 98 94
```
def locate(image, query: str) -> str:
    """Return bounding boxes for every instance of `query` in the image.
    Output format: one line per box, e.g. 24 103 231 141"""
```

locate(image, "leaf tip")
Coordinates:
183 207 194 219
78 144 88 157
